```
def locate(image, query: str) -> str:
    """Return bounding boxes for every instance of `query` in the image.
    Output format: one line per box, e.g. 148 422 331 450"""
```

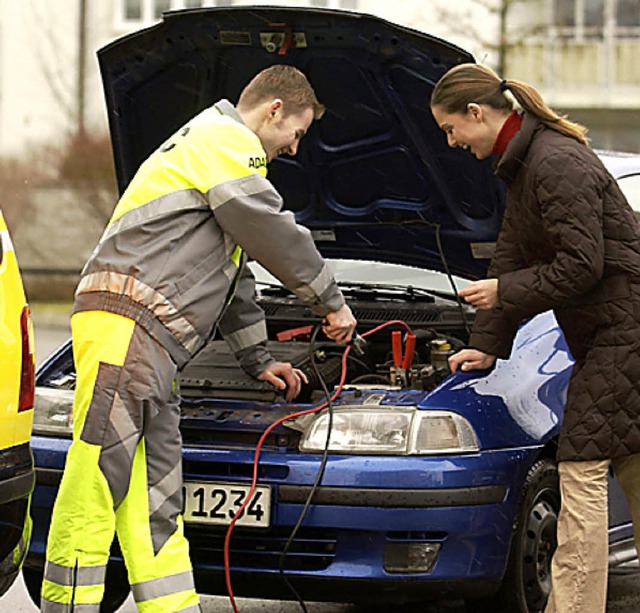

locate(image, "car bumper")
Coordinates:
27 435 539 602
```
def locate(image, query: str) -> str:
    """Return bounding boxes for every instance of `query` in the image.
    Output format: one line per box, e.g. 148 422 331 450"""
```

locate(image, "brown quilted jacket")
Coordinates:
469 113 640 461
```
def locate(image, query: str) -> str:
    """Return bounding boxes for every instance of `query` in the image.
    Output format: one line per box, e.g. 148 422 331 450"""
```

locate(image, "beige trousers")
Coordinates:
544 454 640 613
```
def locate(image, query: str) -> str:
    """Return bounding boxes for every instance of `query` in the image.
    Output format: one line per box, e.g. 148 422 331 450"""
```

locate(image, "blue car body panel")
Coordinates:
28 310 634 603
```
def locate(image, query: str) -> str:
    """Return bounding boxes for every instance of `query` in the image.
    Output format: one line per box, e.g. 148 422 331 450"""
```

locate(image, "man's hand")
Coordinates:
448 348 496 373
459 279 499 310
258 362 309 402
322 304 357 344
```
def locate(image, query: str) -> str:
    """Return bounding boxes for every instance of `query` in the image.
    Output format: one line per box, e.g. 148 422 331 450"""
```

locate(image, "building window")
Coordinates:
553 0 639 38
124 0 142 20
116 0 233 28
553 0 604 38
310 0 358 7
116 0 358 29
153 0 171 20
554 0 576 27
617 0 640 28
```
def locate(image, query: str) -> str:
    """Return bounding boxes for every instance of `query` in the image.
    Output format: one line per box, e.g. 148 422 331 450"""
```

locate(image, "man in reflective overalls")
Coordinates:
42 65 356 612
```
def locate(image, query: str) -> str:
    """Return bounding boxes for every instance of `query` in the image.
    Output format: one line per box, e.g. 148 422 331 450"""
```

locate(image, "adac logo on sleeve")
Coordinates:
248 156 267 170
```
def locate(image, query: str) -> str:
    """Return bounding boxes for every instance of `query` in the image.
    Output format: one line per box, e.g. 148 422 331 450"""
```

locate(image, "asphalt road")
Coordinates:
5 309 639 612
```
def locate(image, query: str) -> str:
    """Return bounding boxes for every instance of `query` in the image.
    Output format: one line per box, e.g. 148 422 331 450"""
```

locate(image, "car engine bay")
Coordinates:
179 284 475 404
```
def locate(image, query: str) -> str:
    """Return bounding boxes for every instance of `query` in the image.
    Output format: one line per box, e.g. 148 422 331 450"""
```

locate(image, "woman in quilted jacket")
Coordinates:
431 63 640 613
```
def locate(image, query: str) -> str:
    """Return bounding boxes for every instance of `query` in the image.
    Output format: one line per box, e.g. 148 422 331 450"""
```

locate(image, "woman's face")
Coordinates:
431 103 499 160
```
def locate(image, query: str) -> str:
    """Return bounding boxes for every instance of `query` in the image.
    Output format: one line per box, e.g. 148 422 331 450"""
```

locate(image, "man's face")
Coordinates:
257 101 315 162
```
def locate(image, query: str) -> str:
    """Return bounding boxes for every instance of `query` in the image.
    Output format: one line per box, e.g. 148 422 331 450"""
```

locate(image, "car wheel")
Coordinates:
23 563 131 612
466 458 560 613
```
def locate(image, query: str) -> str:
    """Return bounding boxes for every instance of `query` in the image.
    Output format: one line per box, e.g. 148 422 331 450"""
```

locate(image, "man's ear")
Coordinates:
267 98 284 120
467 103 483 122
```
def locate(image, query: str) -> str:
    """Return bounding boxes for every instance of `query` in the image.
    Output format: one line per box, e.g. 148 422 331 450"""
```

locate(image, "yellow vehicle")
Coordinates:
0 209 35 596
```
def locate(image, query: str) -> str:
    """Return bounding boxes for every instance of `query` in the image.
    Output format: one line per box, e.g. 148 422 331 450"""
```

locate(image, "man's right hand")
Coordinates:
322 304 357 344
449 348 496 373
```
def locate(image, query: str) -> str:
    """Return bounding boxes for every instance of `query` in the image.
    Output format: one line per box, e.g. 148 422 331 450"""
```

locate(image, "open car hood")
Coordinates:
98 6 505 278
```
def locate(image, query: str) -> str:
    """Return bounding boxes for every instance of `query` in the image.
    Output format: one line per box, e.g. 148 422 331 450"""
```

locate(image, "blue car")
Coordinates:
23 6 640 613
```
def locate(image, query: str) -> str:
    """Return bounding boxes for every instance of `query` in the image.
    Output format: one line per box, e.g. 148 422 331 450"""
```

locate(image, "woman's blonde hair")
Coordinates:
431 63 588 145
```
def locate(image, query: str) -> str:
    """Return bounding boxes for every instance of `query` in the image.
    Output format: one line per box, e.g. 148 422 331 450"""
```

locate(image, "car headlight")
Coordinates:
298 407 479 455
33 387 74 437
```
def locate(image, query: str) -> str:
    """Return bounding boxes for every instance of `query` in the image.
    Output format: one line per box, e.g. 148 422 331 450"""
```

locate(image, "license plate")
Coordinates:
182 481 271 528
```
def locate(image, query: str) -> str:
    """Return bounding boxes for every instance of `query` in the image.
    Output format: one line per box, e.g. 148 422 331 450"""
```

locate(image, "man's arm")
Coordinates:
217 265 274 378
219 265 350 400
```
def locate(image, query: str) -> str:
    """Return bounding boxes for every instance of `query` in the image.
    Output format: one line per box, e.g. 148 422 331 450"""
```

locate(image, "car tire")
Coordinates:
466 458 560 613
22 563 131 612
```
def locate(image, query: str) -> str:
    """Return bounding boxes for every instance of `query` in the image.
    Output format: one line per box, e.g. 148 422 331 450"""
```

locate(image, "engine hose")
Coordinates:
224 319 413 613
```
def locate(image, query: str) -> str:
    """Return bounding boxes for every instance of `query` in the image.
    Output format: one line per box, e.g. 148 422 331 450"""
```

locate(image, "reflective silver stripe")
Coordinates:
224 320 268 353
44 560 73 585
208 174 270 211
0 229 13 252
101 190 208 245
76 271 200 353
148 462 182 516
294 262 334 303
131 570 195 602
214 98 243 123
41 597 100 611
44 561 107 587
109 391 139 462
40 597 70 613
175 605 202 613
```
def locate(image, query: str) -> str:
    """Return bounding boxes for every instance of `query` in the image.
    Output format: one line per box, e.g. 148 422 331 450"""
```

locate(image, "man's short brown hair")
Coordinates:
238 65 325 120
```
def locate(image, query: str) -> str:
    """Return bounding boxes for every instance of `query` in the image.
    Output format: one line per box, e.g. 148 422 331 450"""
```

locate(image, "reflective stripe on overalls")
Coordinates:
42 311 200 613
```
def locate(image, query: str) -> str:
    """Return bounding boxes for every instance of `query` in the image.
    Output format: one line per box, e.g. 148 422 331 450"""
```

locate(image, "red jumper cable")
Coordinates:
224 319 413 613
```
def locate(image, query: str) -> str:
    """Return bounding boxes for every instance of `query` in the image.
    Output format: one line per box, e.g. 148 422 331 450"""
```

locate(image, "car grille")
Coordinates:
352 307 440 323
259 300 463 328
181 427 302 450
183 460 289 481
185 525 337 571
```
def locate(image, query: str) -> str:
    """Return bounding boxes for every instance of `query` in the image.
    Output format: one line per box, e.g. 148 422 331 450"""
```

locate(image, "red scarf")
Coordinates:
492 110 523 156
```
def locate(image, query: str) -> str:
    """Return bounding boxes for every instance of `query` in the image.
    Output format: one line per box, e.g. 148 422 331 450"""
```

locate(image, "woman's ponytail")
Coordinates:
504 78 588 145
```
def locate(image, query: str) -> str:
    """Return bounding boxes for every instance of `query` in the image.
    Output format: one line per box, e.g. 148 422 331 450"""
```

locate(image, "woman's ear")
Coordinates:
467 103 483 122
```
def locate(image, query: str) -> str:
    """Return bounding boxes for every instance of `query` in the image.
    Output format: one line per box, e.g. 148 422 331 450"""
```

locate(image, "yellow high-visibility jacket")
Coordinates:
74 100 344 374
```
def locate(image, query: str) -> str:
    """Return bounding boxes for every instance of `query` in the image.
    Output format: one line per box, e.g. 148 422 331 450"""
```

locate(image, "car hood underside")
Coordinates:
98 6 505 278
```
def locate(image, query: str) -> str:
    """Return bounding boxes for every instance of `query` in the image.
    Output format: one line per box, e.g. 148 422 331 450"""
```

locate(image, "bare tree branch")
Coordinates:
434 0 549 76
28 0 81 133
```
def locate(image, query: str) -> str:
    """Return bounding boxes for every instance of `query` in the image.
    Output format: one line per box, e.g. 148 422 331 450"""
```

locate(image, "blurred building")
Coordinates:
0 0 637 157
506 0 640 150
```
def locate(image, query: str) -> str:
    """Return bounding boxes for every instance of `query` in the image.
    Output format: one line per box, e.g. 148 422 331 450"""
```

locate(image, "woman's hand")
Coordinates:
459 279 499 309
448 348 496 373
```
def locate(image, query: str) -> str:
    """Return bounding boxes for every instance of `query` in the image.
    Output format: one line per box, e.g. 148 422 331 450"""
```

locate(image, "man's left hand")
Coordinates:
258 362 309 402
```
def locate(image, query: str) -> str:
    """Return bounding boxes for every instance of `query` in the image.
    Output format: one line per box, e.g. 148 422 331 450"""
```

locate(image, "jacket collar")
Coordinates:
213 99 244 125
494 112 540 184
